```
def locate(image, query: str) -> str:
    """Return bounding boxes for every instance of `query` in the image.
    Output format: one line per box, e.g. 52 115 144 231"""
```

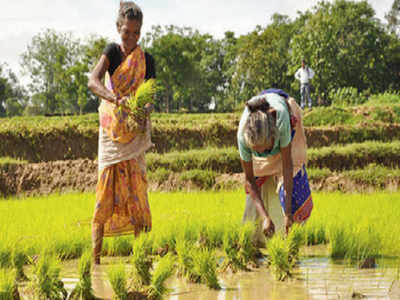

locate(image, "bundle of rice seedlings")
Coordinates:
123 79 158 133
237 222 257 268
68 250 97 300
146 254 175 300
197 225 223 250
175 238 198 282
0 245 11 269
191 248 220 290
267 234 292 281
328 225 349 259
0 269 20 300
107 263 128 300
286 224 305 263
11 249 28 282
346 226 381 268
130 234 153 289
221 226 243 272
29 254 68 300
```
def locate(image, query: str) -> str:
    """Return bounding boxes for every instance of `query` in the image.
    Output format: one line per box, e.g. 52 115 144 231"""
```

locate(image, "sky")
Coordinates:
0 0 394 79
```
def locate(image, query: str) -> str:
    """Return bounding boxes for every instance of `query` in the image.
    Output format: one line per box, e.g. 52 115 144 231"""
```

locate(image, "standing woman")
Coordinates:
237 90 312 245
88 1 156 264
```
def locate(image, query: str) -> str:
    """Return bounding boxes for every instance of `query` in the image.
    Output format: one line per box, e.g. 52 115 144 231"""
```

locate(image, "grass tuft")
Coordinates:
267 234 292 281
147 254 175 300
107 263 128 300
29 253 68 300
69 250 96 300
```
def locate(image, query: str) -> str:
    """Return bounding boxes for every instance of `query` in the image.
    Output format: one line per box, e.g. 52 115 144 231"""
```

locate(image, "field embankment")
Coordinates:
2 142 400 196
1 103 399 196
1 105 400 162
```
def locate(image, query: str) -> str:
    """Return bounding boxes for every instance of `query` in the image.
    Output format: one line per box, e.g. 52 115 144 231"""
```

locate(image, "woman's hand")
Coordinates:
262 217 275 238
116 96 128 107
284 214 294 235
144 103 154 115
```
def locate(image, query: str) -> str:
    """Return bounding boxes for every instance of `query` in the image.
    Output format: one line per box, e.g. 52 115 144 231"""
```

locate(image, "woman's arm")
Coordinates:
281 142 294 233
241 159 275 237
88 55 118 104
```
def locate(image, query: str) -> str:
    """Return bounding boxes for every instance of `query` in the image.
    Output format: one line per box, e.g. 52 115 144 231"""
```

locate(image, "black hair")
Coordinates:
117 1 143 29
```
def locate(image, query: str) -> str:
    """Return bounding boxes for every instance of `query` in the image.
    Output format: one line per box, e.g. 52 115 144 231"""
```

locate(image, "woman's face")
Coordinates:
119 18 141 51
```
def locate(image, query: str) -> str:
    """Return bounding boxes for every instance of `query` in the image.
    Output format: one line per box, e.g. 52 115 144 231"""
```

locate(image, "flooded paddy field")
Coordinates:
1 191 400 299
57 255 399 299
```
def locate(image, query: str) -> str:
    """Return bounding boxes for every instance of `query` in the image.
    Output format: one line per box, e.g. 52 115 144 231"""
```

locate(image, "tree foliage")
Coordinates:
289 0 397 102
20 30 108 115
0 63 26 117
386 0 400 36
7 0 400 117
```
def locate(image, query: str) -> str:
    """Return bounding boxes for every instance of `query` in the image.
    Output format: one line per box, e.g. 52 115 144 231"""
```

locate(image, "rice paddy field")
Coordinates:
1 191 400 299
1 96 400 299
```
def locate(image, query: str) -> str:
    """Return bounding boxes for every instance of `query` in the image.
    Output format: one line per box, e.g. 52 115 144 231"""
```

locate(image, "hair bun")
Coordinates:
246 97 270 113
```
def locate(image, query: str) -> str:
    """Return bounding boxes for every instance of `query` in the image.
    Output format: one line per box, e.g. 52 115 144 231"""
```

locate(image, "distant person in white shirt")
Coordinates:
295 59 315 109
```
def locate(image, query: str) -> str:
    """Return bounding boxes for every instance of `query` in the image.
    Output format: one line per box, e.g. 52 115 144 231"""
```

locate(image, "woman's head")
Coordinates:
243 97 278 152
116 1 143 50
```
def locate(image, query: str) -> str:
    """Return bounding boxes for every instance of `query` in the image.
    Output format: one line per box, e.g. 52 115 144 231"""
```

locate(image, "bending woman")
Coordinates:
237 89 311 246
88 1 156 264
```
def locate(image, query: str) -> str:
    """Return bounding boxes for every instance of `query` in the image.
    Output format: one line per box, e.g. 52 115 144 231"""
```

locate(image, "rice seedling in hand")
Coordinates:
191 248 221 290
130 234 153 290
123 79 158 133
0 269 20 300
68 250 97 300
107 263 128 300
29 254 68 300
267 234 292 281
146 254 175 300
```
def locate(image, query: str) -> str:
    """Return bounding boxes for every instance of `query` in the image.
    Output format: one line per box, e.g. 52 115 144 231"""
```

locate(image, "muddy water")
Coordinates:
60 257 400 300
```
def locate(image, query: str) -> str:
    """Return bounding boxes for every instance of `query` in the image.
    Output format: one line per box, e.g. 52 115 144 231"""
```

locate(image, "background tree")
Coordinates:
289 0 393 103
21 29 81 114
231 14 296 105
386 0 400 36
143 25 229 112
0 63 27 117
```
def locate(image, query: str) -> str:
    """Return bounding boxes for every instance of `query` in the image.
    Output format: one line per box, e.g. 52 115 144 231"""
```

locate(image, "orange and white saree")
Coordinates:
93 46 152 237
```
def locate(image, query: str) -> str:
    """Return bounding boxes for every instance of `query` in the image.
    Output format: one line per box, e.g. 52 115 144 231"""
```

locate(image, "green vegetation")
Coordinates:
130 234 153 288
107 263 128 300
69 250 97 300
0 269 19 300
146 254 176 299
29 254 67 300
0 191 399 263
0 157 27 167
267 235 292 281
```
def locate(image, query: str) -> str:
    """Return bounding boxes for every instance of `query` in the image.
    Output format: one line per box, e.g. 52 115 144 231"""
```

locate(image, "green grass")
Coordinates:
107 263 128 300
29 254 67 300
0 157 28 167
0 191 399 275
69 250 96 300
366 92 400 106
267 234 292 281
0 269 19 300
